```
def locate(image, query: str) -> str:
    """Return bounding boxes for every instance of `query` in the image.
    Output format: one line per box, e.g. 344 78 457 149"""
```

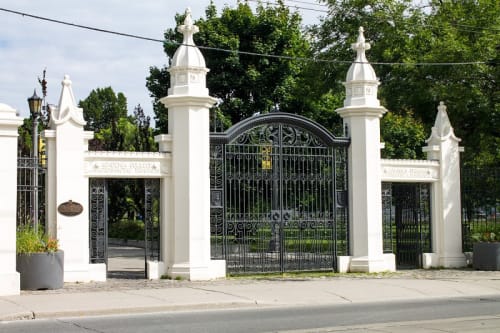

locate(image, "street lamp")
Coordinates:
27 89 42 232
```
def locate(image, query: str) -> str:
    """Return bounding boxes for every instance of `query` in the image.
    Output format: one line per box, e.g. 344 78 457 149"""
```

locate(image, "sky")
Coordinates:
0 1 323 121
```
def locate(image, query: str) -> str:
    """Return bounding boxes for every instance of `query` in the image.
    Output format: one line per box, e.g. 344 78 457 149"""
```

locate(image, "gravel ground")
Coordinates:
20 245 500 294
20 268 500 295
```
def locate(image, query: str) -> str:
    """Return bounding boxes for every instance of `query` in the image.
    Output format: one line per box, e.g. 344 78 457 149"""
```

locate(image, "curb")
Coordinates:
0 311 34 321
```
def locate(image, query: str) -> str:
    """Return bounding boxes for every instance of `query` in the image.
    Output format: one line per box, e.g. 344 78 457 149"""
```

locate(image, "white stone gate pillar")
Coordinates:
423 102 466 267
43 76 98 282
336 27 395 272
0 103 23 295
160 9 225 280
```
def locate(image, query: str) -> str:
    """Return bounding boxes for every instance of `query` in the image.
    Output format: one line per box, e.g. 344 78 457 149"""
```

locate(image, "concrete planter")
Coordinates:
16 251 64 290
473 243 500 271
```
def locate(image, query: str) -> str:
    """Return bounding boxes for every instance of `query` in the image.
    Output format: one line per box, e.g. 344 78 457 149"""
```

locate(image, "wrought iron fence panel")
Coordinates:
382 183 394 253
17 157 46 229
210 112 349 274
144 178 161 262
461 167 500 251
89 178 108 264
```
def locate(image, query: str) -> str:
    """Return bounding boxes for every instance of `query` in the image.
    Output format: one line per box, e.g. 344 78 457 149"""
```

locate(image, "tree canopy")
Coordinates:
146 0 498 164
312 0 499 165
147 0 315 132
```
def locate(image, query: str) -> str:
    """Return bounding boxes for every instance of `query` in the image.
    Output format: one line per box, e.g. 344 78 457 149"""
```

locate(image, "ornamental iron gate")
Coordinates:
89 178 108 264
382 183 431 268
210 112 349 273
89 178 160 275
144 179 161 262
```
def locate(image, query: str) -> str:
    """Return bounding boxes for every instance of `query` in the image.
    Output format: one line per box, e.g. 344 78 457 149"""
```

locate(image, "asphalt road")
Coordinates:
3 296 500 333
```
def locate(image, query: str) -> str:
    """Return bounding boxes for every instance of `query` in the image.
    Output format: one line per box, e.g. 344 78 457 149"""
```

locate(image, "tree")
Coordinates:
79 87 128 151
79 87 127 132
312 0 499 163
381 111 426 159
147 0 313 132
79 90 156 224
132 104 156 152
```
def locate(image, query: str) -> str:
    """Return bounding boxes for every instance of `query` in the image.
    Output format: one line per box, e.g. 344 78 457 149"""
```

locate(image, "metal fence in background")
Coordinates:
17 157 46 230
461 167 500 252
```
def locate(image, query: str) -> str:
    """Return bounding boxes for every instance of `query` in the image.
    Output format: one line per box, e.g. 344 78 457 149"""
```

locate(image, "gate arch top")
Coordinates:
210 112 349 146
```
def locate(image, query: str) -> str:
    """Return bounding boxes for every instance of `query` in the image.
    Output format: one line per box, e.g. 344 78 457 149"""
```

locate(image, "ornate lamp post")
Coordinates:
27 90 42 232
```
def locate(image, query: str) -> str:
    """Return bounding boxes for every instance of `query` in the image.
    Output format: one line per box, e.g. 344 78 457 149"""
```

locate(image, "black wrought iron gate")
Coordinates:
382 183 431 268
144 179 160 263
89 178 160 275
89 178 108 264
210 113 349 273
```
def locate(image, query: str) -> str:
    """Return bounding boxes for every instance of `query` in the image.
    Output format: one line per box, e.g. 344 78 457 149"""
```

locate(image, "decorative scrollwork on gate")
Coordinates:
210 112 350 273
144 179 160 261
89 178 107 264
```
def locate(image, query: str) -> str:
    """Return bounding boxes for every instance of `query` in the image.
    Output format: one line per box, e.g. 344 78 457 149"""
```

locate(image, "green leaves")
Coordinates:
381 111 426 159
315 0 499 163
16 225 58 254
147 2 312 132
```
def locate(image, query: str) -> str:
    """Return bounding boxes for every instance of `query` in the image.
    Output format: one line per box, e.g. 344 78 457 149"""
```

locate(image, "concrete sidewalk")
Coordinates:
2 270 500 321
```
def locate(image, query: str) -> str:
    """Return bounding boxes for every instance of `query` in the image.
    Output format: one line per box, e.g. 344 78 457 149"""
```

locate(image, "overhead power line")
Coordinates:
0 7 489 67
255 0 500 35
247 0 329 13
285 0 327 7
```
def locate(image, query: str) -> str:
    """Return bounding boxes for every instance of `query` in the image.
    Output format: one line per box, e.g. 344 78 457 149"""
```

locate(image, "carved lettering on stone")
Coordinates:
382 166 438 181
86 161 165 176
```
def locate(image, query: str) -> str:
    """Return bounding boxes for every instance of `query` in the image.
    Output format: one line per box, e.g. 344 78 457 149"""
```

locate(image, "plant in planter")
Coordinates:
472 227 500 271
16 225 64 290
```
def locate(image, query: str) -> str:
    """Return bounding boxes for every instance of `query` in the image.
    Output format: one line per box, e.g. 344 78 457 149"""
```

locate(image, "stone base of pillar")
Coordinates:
422 253 439 268
89 263 107 282
0 272 20 296
349 254 396 273
147 261 165 280
439 254 467 268
64 264 98 283
168 260 226 281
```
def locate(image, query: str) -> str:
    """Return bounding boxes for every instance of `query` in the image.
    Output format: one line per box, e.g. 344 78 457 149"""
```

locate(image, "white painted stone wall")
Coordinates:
423 102 466 268
0 103 23 296
42 75 104 282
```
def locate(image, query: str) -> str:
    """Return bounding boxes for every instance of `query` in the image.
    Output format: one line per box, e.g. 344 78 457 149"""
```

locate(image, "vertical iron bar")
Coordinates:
32 117 39 233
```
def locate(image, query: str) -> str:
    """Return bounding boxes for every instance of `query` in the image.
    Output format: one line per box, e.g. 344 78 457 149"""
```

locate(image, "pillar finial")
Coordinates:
177 7 199 46
351 26 371 63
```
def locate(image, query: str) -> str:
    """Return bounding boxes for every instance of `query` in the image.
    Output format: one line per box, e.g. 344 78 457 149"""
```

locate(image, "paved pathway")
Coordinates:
107 245 145 279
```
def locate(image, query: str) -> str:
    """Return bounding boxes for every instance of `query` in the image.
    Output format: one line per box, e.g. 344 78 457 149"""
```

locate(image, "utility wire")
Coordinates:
247 0 328 13
282 0 328 8
256 0 499 34
0 7 489 66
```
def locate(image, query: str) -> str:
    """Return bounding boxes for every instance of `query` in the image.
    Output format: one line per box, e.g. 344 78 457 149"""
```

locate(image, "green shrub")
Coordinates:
108 220 145 240
471 225 500 243
16 225 58 254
